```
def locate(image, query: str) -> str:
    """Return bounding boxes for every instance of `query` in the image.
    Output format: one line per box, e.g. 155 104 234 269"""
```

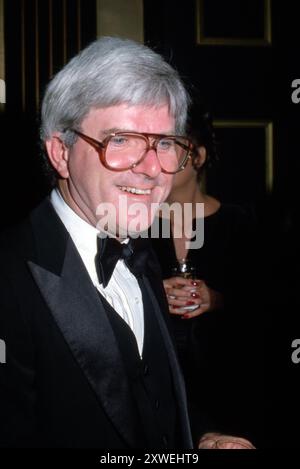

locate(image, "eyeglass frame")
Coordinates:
65 128 194 174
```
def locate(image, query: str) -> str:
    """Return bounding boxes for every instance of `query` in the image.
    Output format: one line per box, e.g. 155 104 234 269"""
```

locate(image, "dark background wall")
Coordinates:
0 0 296 226
0 0 97 226
1 0 300 448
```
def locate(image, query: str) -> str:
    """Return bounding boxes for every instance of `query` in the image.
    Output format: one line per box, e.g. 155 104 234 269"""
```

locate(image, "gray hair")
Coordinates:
40 36 189 185
41 35 189 136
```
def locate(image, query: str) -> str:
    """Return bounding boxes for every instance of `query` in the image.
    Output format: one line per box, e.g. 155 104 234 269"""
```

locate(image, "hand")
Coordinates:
198 432 255 449
163 277 223 319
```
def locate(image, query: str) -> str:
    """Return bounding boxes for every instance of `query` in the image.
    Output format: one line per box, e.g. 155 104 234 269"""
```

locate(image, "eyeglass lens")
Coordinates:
105 134 189 172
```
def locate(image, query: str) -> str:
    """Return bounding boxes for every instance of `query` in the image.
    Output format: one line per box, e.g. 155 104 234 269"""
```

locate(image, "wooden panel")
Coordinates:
0 0 97 226
196 0 271 46
3 0 96 112
0 0 5 107
0 0 3 78
97 0 143 43
206 120 273 206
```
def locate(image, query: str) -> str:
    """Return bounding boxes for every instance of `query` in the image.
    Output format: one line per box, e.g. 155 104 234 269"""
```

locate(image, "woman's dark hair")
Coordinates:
186 91 218 178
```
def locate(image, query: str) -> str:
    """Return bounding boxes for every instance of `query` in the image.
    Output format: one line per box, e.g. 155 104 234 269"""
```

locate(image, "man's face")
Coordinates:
56 104 175 236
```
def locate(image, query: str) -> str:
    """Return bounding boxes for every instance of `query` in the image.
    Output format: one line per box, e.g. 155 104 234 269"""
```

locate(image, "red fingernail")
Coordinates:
191 293 200 298
186 301 196 305
181 314 190 319
191 281 199 286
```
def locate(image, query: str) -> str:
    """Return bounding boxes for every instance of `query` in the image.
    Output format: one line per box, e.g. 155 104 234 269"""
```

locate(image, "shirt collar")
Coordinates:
50 188 129 260
50 188 99 258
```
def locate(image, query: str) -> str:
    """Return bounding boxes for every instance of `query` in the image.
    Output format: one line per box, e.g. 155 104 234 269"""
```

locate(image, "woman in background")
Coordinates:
151 104 261 446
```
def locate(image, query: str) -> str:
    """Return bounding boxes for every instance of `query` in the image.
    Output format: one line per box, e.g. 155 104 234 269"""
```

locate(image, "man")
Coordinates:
0 36 253 449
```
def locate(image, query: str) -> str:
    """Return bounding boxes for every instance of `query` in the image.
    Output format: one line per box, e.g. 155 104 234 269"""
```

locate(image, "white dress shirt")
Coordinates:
50 188 144 357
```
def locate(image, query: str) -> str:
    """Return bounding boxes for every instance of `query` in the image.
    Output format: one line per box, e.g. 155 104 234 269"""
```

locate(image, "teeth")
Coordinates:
119 186 151 195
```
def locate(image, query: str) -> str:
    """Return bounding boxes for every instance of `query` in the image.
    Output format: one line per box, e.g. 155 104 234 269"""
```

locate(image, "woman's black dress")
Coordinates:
150 204 261 444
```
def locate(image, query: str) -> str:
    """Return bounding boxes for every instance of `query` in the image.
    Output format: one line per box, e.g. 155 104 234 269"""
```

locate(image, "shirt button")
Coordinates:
155 399 160 409
143 364 149 376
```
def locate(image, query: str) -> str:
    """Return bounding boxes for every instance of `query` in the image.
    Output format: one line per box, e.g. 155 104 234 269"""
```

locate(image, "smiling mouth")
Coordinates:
118 186 152 195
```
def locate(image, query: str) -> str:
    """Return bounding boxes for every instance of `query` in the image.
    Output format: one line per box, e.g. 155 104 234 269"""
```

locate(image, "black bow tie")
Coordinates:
95 236 150 288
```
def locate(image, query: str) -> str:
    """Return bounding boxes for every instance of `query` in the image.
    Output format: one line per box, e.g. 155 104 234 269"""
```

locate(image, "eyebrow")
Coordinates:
98 128 176 138
98 128 121 138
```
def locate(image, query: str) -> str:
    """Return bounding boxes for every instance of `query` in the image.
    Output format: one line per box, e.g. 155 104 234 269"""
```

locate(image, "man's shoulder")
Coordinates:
0 197 53 262
0 216 32 255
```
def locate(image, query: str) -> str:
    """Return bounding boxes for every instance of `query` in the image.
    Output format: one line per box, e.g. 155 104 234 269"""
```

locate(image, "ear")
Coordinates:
45 134 70 178
193 146 207 170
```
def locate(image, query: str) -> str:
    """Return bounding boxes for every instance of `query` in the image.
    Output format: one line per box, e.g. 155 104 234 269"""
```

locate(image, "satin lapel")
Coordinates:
28 204 139 447
142 273 193 449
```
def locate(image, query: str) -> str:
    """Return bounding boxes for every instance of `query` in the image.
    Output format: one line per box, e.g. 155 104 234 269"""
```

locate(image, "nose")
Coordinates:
132 147 162 178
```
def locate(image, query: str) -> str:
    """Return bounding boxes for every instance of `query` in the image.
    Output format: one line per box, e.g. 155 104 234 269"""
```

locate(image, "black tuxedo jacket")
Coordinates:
0 198 192 448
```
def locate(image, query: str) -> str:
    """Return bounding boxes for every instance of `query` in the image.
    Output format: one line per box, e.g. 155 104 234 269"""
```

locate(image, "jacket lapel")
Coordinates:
143 265 193 449
28 198 140 447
